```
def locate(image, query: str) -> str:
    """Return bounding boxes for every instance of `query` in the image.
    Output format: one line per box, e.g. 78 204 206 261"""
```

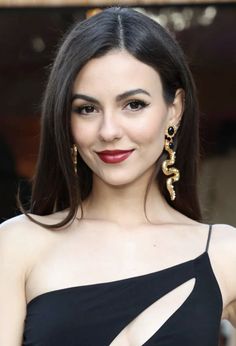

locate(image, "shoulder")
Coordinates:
210 223 236 252
0 212 56 242
0 211 65 277
211 223 236 282
209 223 236 270
0 213 62 344
0 215 30 283
0 214 36 257
209 224 236 324
0 208 69 233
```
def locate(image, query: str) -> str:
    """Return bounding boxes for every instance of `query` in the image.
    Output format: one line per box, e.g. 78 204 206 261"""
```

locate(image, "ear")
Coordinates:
167 88 185 128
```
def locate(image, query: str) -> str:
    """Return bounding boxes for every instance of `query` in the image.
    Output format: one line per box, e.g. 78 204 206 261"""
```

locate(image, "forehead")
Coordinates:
72 50 163 95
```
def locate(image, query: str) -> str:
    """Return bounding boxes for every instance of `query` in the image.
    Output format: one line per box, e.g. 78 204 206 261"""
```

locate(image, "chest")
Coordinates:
25 226 201 304
23 254 222 346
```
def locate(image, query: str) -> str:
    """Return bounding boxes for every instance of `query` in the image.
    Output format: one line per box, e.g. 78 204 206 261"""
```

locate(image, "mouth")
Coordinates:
96 149 135 164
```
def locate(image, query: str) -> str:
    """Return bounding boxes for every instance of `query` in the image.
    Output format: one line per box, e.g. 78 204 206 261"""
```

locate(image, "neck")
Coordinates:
79 173 176 227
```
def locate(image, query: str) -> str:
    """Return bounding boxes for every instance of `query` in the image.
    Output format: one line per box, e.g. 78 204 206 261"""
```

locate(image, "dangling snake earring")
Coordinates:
71 144 78 174
162 125 180 201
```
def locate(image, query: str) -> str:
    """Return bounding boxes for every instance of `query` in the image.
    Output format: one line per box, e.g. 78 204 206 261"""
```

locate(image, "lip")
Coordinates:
97 149 134 154
96 149 135 164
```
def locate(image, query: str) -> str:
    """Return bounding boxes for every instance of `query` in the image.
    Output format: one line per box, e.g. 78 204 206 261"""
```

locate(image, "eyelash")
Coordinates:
72 99 149 116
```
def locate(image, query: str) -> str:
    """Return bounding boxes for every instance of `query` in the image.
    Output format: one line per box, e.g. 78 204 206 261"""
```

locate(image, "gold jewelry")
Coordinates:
162 125 180 201
71 144 78 174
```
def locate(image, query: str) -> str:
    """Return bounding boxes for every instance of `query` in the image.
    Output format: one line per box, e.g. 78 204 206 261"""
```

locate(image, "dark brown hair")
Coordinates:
18 6 201 229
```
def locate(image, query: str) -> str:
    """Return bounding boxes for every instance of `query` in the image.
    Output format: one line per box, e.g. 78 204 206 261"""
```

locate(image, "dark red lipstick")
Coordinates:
96 149 134 164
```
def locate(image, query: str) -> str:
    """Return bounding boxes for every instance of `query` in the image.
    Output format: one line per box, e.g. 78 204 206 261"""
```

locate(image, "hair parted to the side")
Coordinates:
17 6 202 229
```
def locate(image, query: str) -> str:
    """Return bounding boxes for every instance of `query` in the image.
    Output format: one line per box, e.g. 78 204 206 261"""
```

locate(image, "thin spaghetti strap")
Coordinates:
205 224 213 252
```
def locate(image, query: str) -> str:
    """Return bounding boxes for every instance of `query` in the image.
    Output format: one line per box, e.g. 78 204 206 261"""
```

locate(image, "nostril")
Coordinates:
98 122 123 141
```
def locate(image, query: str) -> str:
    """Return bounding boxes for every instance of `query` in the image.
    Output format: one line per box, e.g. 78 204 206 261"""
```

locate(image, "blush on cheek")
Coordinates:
71 122 96 148
131 108 167 139
131 120 165 144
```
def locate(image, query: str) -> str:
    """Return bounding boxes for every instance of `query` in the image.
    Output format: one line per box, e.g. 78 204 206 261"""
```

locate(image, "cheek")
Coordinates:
129 112 167 147
71 117 97 149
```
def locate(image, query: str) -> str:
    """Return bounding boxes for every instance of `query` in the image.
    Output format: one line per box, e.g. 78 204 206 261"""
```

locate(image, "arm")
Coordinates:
220 225 236 329
0 218 29 345
226 301 236 329
227 224 236 329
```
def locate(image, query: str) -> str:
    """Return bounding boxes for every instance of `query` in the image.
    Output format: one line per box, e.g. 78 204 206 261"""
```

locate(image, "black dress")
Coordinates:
23 224 222 345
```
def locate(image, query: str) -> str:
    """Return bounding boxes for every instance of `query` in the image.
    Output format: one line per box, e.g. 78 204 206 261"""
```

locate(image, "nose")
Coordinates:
98 112 123 142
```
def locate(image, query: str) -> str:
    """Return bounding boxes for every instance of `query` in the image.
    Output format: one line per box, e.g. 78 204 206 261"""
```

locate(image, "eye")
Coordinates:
72 104 98 116
125 100 149 111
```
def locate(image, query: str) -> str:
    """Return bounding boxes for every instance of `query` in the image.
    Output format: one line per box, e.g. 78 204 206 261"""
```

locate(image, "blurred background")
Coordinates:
0 0 235 344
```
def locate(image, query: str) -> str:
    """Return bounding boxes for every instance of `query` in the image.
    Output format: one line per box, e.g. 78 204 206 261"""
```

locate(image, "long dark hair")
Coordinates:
18 6 201 229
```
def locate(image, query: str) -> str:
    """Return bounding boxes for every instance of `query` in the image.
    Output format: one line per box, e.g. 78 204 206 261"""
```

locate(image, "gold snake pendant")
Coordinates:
162 138 180 201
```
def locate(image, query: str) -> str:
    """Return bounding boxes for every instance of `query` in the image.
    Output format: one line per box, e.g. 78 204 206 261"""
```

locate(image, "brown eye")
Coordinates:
126 100 148 111
72 104 97 115
83 105 95 113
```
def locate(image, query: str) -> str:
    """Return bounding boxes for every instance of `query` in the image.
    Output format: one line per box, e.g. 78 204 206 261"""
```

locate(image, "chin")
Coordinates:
93 171 136 187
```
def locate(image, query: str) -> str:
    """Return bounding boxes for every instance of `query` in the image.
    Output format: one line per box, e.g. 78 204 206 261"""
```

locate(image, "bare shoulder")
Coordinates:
209 223 236 271
0 211 67 276
0 212 68 345
0 215 32 277
209 223 236 326
0 213 52 247
210 223 236 252
0 214 39 260
0 214 54 344
213 222 236 234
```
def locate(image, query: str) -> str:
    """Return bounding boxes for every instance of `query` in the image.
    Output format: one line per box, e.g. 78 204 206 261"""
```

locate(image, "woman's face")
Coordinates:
71 50 182 187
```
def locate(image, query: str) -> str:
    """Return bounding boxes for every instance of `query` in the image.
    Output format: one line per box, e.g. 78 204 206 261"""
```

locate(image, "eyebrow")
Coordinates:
71 88 151 104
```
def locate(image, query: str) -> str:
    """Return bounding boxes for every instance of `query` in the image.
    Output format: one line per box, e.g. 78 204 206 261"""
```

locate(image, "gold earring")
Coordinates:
71 144 78 174
162 125 180 201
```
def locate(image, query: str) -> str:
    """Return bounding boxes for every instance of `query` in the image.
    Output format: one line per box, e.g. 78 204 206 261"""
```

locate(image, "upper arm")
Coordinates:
227 226 236 308
218 224 236 328
0 217 29 345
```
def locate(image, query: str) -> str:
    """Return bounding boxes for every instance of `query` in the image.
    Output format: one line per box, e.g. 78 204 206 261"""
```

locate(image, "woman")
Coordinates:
0 6 235 346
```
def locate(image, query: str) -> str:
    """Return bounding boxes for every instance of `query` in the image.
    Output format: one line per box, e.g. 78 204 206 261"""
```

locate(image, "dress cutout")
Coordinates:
23 224 222 346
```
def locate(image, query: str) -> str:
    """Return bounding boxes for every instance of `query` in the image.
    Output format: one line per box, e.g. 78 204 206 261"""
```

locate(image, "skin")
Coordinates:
71 49 184 226
0 49 235 345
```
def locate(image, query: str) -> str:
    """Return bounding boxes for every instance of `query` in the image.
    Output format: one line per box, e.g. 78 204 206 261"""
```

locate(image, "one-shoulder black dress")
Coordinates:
23 224 222 345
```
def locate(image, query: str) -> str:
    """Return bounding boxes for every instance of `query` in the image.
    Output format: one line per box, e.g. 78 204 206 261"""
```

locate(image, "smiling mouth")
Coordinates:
96 149 135 164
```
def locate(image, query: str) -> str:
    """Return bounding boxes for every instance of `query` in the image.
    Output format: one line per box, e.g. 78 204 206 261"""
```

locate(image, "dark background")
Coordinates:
0 4 235 223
